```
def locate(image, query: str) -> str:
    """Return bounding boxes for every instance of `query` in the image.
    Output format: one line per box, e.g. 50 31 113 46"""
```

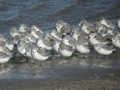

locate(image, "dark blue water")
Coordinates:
0 0 120 80
0 0 120 36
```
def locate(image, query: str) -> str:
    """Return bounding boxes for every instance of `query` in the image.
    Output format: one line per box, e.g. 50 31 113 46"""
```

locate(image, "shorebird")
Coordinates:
112 32 120 48
99 17 114 29
0 39 13 66
0 37 12 54
97 23 115 38
50 29 62 41
0 34 7 43
59 43 75 57
62 35 75 47
37 33 53 50
53 38 61 53
5 40 14 51
12 35 21 45
75 35 90 54
43 33 54 50
56 20 71 35
30 25 43 39
32 46 51 61
19 24 30 33
79 19 96 34
10 27 20 38
117 19 120 29
94 43 115 55
25 43 35 58
17 40 27 55
24 34 37 44
61 23 71 35
71 26 81 41
56 20 66 33
89 32 109 46
10 26 29 45
0 44 12 57
0 52 12 64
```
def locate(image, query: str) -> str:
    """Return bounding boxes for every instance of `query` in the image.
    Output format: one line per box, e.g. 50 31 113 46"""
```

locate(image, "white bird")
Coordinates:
59 43 75 57
112 33 120 48
117 19 120 28
62 35 75 48
94 44 115 55
56 20 66 33
79 20 95 34
99 17 114 29
72 26 81 41
50 29 62 41
37 35 53 50
53 38 61 53
32 46 51 61
0 52 12 64
75 35 90 54
19 24 30 33
89 33 109 45
17 40 27 55
30 25 43 39
5 40 14 51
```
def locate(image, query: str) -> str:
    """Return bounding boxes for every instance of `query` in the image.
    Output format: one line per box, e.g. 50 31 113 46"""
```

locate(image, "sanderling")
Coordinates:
0 38 13 66
50 29 62 41
0 35 13 54
79 19 95 34
0 40 5 47
94 43 115 55
19 24 30 33
37 33 53 50
99 17 114 29
0 45 12 56
0 34 7 42
0 40 11 54
59 43 75 57
43 33 54 50
89 32 109 45
25 43 35 58
112 32 120 48
5 40 14 51
117 19 120 28
97 23 115 38
17 40 27 55
10 27 20 38
71 26 81 41
32 46 51 61
62 35 75 48
30 25 43 39
53 38 61 53
0 52 12 64
56 20 66 33
36 38 44 49
56 20 71 35
25 34 37 43
72 26 89 40
61 23 71 35
12 35 21 45
75 35 90 54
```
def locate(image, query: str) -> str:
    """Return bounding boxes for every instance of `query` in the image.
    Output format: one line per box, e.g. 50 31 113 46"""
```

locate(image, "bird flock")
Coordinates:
0 18 120 66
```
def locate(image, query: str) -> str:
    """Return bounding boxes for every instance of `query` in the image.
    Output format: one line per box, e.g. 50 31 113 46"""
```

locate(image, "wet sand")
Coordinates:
0 58 120 88
0 80 120 89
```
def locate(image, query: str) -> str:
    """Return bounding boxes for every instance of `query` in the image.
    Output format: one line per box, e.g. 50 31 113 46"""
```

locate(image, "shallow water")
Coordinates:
0 53 120 80
0 0 120 80
0 0 120 36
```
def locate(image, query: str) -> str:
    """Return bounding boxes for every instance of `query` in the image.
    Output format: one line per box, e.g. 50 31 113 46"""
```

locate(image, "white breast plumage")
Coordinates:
76 45 90 54
60 49 73 57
